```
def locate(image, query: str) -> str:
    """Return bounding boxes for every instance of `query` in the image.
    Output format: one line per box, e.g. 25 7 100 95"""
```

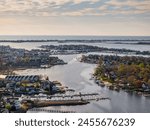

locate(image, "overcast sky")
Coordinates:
0 0 150 36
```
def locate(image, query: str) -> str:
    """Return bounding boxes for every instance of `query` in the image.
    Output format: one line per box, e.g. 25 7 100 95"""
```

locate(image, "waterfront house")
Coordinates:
142 83 150 90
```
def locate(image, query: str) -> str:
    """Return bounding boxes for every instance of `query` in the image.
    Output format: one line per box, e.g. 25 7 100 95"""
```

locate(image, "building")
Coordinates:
5 75 41 83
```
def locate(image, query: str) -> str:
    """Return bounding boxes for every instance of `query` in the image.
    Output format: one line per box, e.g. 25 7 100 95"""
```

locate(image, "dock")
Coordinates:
33 92 110 102
33 99 89 107
29 108 75 113
19 92 110 108
1 92 110 113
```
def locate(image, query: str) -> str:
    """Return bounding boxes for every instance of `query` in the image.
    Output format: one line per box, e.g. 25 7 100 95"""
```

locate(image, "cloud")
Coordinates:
106 0 150 14
0 0 150 16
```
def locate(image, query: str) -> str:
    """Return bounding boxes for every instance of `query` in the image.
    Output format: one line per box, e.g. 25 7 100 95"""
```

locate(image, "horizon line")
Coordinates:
0 35 150 37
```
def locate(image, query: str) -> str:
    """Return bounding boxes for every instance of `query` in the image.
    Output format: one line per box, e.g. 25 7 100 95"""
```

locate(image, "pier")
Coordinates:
29 108 75 113
33 92 110 102
19 92 110 108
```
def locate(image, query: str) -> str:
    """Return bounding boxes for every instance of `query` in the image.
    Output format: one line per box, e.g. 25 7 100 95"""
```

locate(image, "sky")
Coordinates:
0 0 150 36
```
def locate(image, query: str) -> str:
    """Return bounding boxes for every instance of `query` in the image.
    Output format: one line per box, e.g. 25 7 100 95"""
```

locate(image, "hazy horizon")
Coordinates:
0 35 150 36
4 33 150 37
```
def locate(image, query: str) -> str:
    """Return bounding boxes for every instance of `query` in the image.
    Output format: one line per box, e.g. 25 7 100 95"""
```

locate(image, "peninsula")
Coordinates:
81 55 150 96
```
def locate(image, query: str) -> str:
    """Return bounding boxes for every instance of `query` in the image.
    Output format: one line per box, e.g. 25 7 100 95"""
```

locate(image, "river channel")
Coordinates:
15 54 150 113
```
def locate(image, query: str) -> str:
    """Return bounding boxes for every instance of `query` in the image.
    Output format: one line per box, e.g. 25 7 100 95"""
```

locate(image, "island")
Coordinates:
39 44 150 56
0 39 150 45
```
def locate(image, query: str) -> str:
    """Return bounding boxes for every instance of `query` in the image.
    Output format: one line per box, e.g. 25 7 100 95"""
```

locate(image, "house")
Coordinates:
142 83 150 90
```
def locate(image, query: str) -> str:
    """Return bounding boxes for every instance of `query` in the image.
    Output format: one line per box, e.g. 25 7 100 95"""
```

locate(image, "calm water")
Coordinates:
0 35 150 51
1 36 150 113
15 54 150 113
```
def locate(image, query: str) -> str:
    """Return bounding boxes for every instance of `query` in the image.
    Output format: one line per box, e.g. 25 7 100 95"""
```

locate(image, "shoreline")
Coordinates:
94 77 150 97
80 54 150 97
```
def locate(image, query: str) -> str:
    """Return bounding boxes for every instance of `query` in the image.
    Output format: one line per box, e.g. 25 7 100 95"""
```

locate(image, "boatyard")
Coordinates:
0 74 109 113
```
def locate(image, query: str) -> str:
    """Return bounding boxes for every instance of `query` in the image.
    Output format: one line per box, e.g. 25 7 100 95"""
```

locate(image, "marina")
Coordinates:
0 91 109 112
0 73 109 113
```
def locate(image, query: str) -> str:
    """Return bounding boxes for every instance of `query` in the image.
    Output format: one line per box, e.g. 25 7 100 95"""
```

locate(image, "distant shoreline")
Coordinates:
0 39 150 45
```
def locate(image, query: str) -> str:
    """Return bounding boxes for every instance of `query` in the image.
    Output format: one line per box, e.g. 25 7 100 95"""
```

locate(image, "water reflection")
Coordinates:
16 54 150 113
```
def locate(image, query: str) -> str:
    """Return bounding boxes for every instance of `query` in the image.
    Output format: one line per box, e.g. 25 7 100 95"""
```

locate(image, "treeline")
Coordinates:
81 55 150 89
94 55 150 88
